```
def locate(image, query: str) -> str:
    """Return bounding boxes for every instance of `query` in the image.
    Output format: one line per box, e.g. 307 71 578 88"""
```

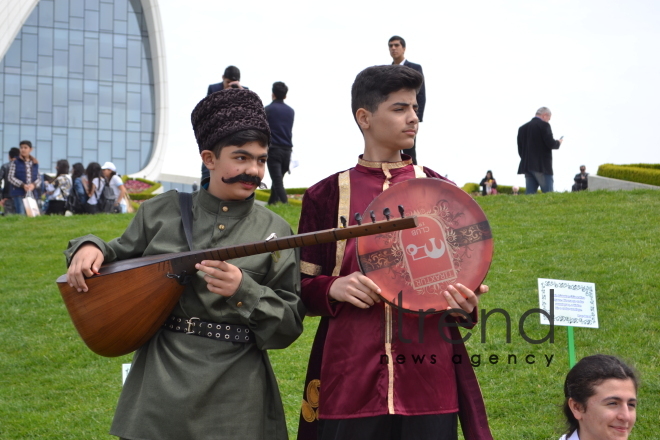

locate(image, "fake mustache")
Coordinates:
221 173 262 187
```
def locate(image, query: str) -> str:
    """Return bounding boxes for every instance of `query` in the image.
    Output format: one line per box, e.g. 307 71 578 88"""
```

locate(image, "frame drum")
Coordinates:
357 178 493 313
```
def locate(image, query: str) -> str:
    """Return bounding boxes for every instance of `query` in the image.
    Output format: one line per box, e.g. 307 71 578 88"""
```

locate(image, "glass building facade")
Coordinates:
0 0 156 175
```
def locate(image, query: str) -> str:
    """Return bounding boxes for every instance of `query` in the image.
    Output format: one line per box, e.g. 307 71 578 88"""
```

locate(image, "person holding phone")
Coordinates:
517 107 563 194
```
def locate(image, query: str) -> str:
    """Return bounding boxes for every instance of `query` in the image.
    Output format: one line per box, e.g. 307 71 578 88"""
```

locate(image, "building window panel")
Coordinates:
127 92 140 122
69 101 84 128
112 132 126 158
38 141 52 168
53 78 68 105
38 111 53 126
126 131 140 149
38 56 54 76
25 8 39 26
114 0 127 21
83 65 99 80
113 82 127 103
83 128 97 147
98 113 112 129
84 38 99 65
99 3 113 31
21 91 38 119
99 58 112 81
83 94 98 120
53 106 68 126
69 45 84 73
113 104 126 131
21 62 38 75
127 150 142 174
126 121 140 132
39 27 54 56
114 34 127 48
85 10 99 32
19 125 36 144
54 29 68 50
69 128 83 155
113 48 127 76
22 75 38 91
114 20 127 34
70 17 84 31
39 1 55 28
38 84 53 112
127 38 142 68
4 95 21 124
98 85 112 112
98 129 111 141
37 125 52 141
4 41 21 68
3 124 20 148
22 34 38 63
86 0 100 11
54 0 69 22
5 74 21 95
53 50 68 77
68 79 83 101
70 30 84 45
0 73 3 95
70 0 85 18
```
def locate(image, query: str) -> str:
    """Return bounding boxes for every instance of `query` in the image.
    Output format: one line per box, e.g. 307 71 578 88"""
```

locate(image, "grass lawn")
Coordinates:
0 190 658 439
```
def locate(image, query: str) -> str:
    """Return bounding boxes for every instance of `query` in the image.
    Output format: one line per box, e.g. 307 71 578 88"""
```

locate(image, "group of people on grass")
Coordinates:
0 141 128 216
64 65 640 440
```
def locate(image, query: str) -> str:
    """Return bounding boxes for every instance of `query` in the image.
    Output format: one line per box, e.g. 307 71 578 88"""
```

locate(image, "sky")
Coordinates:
158 0 660 192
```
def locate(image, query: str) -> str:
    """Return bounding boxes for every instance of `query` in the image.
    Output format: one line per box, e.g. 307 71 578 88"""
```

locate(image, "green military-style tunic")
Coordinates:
65 189 304 440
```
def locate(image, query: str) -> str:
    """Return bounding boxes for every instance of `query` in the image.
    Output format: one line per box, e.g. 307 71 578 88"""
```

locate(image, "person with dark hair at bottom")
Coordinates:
560 354 638 440
203 66 251 183
572 165 588 192
8 140 41 215
83 162 105 214
265 81 295 205
0 147 20 215
388 35 425 165
65 88 304 440
296 65 491 440
45 159 72 215
479 170 497 196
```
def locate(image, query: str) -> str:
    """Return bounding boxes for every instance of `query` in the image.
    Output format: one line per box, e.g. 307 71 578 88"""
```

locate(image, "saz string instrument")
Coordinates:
57 208 417 357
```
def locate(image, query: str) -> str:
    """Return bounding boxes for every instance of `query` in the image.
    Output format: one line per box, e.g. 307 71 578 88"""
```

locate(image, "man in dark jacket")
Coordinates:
265 81 295 205
517 107 563 194
389 35 425 164
572 165 588 191
0 147 20 215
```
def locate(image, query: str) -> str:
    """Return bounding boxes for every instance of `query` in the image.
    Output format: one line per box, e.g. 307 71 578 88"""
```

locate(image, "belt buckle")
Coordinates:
185 317 199 334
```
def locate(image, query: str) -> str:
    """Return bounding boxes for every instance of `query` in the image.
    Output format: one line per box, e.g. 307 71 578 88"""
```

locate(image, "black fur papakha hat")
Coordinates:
191 88 271 153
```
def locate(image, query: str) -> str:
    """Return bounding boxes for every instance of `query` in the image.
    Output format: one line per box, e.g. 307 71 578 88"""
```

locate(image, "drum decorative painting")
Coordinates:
357 178 493 313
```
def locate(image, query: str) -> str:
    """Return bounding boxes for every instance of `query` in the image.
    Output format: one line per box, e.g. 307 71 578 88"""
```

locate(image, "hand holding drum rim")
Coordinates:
329 271 381 309
444 283 489 317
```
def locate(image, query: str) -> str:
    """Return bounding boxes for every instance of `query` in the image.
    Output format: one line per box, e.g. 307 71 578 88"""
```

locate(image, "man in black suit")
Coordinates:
389 35 425 164
517 107 563 194
202 66 249 182
207 65 246 95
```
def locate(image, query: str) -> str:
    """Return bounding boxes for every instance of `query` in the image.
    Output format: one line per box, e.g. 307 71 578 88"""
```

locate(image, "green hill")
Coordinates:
0 190 657 439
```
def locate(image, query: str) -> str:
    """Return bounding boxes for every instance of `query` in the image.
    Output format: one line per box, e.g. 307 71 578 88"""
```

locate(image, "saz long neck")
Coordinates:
94 216 418 278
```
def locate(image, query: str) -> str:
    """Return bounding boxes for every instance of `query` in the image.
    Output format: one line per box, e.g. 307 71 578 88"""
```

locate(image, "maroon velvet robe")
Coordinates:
297 156 492 440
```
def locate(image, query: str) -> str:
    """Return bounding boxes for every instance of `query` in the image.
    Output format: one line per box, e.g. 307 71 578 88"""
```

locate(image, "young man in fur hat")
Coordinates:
296 65 492 440
65 89 305 440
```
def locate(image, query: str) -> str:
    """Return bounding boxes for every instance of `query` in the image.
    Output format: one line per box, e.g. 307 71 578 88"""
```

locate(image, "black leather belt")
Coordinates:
163 315 254 343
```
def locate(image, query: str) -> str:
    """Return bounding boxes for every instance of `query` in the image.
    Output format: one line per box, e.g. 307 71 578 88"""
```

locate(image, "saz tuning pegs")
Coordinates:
370 210 376 223
398 205 405 218
383 208 391 221
340 216 347 228
354 213 362 226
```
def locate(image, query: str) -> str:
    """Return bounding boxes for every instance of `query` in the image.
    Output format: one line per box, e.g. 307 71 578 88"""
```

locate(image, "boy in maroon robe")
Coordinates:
297 65 493 440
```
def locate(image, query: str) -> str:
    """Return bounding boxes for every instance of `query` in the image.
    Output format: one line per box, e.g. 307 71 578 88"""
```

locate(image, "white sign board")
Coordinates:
122 363 132 385
538 278 598 328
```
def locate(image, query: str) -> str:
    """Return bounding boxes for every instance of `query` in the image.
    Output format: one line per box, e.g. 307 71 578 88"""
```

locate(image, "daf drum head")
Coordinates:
357 178 493 313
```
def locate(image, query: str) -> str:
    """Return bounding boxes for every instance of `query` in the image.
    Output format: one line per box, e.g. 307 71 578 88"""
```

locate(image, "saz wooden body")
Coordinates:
57 216 418 357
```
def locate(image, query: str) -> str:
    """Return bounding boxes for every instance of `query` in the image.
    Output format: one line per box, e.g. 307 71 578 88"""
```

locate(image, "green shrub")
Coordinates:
462 183 525 195
462 182 480 193
597 164 660 186
255 189 302 206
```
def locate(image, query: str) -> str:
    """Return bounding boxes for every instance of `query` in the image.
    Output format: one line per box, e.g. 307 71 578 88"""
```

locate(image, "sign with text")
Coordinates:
538 278 598 328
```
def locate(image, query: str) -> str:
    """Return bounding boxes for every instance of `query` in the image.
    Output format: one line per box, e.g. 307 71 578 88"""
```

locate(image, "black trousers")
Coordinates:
318 413 457 440
267 146 291 205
